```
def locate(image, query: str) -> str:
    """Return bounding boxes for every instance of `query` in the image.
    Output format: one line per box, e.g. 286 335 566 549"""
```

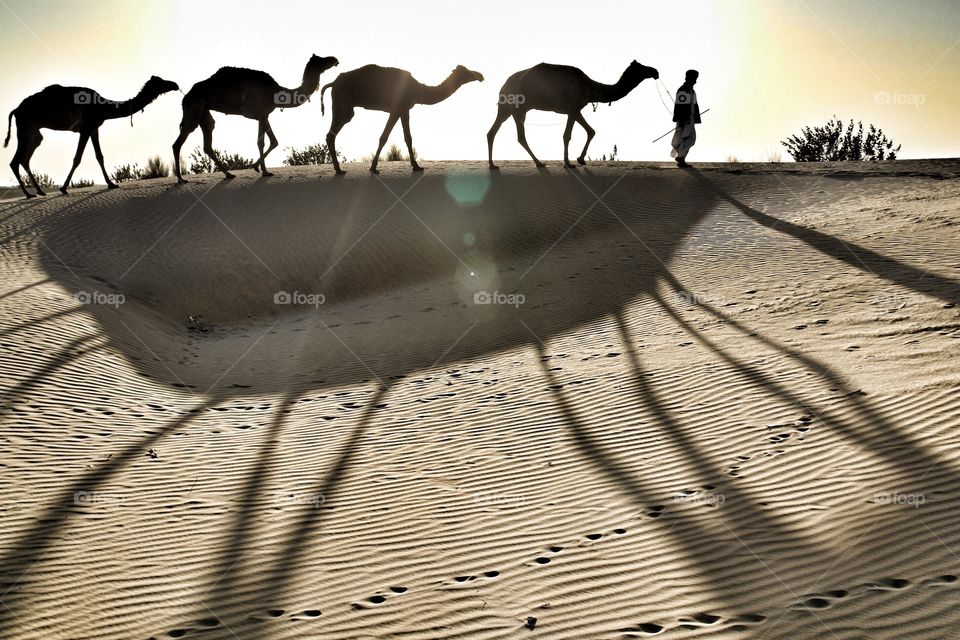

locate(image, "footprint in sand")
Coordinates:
798 587 852 610
155 616 221 638
624 610 767 636
354 584 409 608
873 577 911 590
922 574 959 587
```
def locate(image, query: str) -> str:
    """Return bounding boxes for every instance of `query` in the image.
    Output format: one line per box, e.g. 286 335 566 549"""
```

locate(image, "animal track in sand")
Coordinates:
794 573 958 611
622 610 767 636
351 585 408 609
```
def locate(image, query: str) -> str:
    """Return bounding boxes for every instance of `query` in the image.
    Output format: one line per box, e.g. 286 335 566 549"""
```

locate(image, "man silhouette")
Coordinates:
670 69 701 168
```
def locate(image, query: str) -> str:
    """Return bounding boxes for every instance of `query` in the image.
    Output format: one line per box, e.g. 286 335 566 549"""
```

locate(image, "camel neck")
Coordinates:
419 77 458 105
100 92 155 120
587 71 639 104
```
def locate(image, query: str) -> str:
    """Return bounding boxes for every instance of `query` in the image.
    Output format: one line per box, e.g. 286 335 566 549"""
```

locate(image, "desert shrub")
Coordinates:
383 143 417 162
143 155 170 179
761 146 782 163
187 147 254 174
20 172 56 188
70 178 95 189
283 143 346 166
111 163 142 183
725 154 740 163
782 117 900 161
587 144 619 162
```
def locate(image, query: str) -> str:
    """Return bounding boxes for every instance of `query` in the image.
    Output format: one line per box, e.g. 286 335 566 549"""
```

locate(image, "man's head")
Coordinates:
685 69 699 86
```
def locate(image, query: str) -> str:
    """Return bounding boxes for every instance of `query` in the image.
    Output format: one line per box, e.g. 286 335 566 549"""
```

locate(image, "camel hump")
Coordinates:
533 63 587 78
209 66 278 87
501 63 585 92
345 64 413 82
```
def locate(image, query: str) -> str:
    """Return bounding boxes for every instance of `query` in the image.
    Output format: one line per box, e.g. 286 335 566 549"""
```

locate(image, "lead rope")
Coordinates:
654 78 675 115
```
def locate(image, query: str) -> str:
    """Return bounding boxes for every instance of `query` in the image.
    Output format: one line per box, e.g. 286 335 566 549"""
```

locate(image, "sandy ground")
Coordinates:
1 159 959 639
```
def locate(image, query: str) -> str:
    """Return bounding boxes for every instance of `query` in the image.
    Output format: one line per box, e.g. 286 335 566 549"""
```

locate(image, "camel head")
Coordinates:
142 76 180 99
627 60 659 83
307 54 340 76
299 55 339 95
450 65 485 87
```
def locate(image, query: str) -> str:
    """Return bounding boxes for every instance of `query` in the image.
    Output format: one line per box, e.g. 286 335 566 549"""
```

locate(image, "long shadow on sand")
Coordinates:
1 167 958 637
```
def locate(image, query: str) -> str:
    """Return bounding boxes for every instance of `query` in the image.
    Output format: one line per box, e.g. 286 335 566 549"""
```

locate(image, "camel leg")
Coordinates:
60 132 90 194
173 111 200 184
325 107 353 176
19 130 46 197
260 120 278 176
486 105 511 170
254 119 268 175
399 110 421 172
253 118 278 176
200 112 234 180
9 130 37 199
514 111 544 168
562 114 576 168
575 113 596 165
90 130 118 189
369 112 400 175
10 157 31 199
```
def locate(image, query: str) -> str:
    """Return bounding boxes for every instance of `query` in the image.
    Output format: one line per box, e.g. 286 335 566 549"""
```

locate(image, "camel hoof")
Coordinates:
335 170 347 176
535 163 546 169
577 158 587 165
489 164 500 171
25 193 36 200
177 178 189 185
36 190 46 197
106 183 119 190
262 171 274 177
564 162 575 169
369 168 380 175
224 173 236 180
59 187 68 195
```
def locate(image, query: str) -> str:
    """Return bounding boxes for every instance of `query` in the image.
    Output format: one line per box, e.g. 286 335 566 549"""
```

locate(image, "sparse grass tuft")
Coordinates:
143 155 170 179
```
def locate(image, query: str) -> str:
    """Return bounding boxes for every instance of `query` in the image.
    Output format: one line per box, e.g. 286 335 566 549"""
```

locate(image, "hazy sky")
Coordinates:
1 0 958 183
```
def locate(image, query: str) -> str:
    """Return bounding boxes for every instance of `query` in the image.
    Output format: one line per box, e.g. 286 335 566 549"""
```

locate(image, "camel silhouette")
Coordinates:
172 55 339 183
4 76 179 199
320 64 484 175
487 60 658 169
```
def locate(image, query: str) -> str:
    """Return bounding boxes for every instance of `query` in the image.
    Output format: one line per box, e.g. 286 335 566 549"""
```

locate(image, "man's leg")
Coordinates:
674 125 696 167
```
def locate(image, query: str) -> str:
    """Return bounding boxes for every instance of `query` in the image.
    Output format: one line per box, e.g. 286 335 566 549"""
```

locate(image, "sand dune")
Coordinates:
1 160 959 639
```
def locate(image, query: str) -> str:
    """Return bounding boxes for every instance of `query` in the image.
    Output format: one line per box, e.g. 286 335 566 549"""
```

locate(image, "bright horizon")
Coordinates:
1 0 958 185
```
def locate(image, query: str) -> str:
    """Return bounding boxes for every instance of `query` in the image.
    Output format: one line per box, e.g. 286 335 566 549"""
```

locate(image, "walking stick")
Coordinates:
651 108 711 143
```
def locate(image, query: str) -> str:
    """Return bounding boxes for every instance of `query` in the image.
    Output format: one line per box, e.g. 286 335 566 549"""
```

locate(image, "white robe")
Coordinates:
670 123 697 159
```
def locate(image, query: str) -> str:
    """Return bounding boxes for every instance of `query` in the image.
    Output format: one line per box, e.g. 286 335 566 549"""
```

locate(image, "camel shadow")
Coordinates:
691 169 960 307
2 167 957 637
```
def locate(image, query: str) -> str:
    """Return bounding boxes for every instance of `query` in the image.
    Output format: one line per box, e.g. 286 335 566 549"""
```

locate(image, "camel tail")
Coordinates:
3 110 13 148
320 83 333 116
